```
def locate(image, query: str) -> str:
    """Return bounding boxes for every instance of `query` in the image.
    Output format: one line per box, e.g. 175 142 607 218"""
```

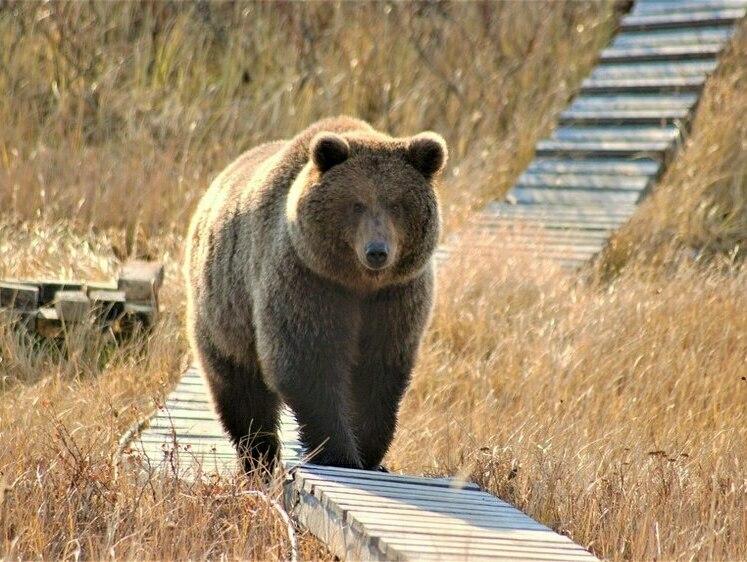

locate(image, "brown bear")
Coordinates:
185 116 447 472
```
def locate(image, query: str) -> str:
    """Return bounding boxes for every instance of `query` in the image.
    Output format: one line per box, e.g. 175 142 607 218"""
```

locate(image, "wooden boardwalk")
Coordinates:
119 2 747 559
477 0 747 268
122 365 599 561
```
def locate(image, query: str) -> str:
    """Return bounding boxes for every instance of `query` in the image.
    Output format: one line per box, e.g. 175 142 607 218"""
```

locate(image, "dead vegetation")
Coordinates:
2 2 746 561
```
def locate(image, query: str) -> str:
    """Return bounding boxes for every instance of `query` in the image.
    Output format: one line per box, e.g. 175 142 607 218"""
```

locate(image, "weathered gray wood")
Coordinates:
581 75 706 93
621 8 746 30
600 43 723 62
298 464 480 491
85 281 119 295
592 60 719 80
511 187 641 206
0 282 39 311
568 93 698 110
123 302 158 327
117 260 164 302
516 172 651 191
284 465 601 561
54 291 90 323
34 281 85 306
526 157 661 176
535 138 670 157
611 26 734 47
551 125 678 142
89 290 126 321
632 1 747 17
36 307 62 337
559 107 690 125
484 202 637 220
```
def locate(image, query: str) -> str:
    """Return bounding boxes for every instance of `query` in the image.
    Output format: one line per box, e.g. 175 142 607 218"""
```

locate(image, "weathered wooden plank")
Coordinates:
485 202 637 217
478 218 619 232
36 307 62 337
559 107 690 125
117 260 164 302
535 138 670 158
483 204 636 223
309 486 528 518
568 93 698 110
379 536 600 562
34 281 85 306
123 302 159 327
474 225 612 244
516 173 650 190
89 290 126 321
511 187 641 206
54 291 91 322
611 26 734 47
632 1 747 17
0 282 39 311
347 512 581 546
298 473 487 500
285 479 391 561
309 488 547 534
298 464 480 491
146 422 229 439
376 534 595 561
581 75 706 93
601 42 723 62
526 157 661 176
621 8 746 30
590 59 718 79
353 523 588 551
551 125 678 142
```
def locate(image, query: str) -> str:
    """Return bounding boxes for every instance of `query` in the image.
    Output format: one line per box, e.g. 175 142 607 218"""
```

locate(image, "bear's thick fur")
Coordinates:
185 116 447 471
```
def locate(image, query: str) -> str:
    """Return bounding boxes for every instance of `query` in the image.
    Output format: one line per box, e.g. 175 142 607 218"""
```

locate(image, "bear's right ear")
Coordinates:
311 133 350 173
407 132 448 180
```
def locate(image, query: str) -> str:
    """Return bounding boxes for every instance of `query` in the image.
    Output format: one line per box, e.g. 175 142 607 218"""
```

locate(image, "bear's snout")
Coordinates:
364 241 389 269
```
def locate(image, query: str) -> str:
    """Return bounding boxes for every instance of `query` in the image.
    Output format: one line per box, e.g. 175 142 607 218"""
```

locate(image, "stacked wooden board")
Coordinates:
478 0 747 268
123 365 600 561
0 260 163 337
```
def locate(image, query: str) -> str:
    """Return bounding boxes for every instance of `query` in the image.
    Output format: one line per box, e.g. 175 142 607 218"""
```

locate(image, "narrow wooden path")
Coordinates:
123 366 599 561
478 0 747 268
120 2 747 560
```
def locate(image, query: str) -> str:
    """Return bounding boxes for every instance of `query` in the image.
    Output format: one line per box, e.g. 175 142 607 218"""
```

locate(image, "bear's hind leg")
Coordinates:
197 338 281 474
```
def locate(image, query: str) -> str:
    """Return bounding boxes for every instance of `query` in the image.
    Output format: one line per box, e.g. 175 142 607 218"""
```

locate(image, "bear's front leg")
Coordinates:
255 275 363 469
352 273 434 469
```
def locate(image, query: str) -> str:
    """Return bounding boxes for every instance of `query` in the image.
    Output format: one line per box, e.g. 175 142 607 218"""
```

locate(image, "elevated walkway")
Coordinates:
478 0 747 268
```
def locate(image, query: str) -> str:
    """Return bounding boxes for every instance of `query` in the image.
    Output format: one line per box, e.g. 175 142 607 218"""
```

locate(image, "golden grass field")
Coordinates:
1 2 746 560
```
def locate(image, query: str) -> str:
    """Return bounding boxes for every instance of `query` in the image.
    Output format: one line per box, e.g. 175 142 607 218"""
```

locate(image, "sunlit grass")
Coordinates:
2 2 746 561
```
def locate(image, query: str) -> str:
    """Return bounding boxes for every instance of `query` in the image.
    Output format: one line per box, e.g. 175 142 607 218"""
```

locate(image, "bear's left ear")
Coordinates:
311 133 350 173
407 133 448 180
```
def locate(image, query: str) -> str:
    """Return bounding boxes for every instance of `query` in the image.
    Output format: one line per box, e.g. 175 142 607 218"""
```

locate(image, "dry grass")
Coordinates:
391 241 746 561
0 1 615 238
2 1 747 561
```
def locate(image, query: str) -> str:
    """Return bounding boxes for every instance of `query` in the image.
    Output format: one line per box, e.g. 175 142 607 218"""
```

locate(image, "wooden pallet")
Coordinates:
121 366 600 561
0 260 163 337
478 0 747 268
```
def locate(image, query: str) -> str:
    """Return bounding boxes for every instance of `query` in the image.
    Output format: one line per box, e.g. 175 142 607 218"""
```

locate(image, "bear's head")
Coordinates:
286 130 447 292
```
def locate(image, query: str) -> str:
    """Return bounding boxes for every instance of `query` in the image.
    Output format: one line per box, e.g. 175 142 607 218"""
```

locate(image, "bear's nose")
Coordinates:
365 241 389 268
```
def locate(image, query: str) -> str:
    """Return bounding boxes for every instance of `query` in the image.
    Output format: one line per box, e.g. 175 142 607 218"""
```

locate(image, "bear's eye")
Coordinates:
353 203 364 214
390 203 401 214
